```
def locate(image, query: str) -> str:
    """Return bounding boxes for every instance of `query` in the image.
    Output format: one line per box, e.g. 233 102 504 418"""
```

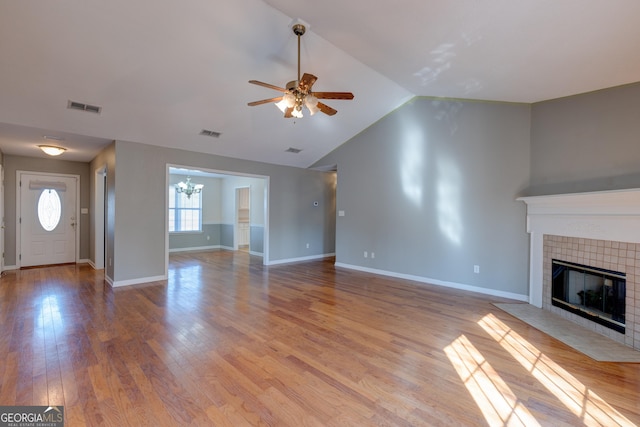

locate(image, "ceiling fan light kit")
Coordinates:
248 22 354 118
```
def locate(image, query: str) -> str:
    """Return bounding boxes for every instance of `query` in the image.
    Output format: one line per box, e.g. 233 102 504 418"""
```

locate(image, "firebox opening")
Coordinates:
551 259 625 334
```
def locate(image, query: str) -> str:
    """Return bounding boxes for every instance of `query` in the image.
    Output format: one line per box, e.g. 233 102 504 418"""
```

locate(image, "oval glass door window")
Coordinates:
38 189 62 231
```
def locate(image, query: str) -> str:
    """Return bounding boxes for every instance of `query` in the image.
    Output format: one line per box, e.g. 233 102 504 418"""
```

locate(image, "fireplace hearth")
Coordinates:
551 259 625 333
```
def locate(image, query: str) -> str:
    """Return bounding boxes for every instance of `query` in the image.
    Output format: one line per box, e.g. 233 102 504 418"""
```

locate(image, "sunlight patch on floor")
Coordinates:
444 334 540 427
478 313 636 427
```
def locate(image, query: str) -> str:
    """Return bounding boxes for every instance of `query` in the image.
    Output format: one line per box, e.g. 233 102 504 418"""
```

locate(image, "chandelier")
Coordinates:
175 177 203 198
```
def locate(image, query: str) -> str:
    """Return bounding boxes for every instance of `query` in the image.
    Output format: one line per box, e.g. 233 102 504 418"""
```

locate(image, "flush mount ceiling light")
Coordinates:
175 177 204 199
38 145 67 156
247 21 354 118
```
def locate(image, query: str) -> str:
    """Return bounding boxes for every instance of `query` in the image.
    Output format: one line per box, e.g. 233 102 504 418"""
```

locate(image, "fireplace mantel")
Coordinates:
518 188 640 307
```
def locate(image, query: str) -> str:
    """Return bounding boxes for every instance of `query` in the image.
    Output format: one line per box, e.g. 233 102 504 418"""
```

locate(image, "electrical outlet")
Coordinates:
306 243 310 249
371 252 375 259
364 251 368 258
474 265 480 274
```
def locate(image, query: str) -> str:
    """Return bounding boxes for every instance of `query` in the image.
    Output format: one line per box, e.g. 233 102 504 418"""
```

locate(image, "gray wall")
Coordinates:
528 82 640 195
102 140 335 283
169 223 221 250
221 223 234 248
3 155 91 266
315 97 531 295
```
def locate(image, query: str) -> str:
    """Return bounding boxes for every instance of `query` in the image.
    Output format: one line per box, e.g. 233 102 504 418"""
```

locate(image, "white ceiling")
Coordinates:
1 1 638 167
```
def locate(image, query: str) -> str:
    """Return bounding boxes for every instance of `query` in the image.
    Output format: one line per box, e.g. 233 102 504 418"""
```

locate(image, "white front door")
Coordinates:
19 173 78 267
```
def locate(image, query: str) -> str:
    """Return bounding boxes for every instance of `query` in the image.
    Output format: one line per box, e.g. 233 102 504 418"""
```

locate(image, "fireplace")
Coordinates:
519 189 640 351
551 259 625 334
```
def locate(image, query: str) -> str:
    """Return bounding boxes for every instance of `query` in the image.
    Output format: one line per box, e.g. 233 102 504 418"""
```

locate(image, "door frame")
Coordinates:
164 164 270 276
16 170 80 268
93 166 106 270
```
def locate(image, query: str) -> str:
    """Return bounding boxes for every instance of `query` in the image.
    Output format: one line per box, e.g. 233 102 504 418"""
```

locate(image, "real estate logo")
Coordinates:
0 406 64 427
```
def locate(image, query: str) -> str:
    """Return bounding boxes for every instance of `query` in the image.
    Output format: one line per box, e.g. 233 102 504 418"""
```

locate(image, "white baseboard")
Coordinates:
86 260 105 270
110 274 167 288
334 262 528 302
169 245 221 253
2 261 93 272
169 246 262 256
267 253 335 266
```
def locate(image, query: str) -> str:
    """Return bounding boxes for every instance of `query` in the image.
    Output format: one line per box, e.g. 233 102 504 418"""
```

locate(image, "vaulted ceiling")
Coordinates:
1 1 639 167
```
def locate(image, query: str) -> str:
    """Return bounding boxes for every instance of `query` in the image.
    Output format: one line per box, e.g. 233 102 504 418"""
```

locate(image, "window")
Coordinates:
168 185 202 232
38 189 62 231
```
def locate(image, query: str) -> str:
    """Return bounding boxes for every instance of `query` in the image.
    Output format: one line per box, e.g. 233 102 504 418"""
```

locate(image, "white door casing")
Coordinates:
18 172 78 267
0 165 4 272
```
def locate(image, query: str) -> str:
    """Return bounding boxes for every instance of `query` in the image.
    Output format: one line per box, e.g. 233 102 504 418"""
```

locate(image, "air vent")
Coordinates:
200 129 221 138
43 135 64 141
286 147 302 153
67 100 102 114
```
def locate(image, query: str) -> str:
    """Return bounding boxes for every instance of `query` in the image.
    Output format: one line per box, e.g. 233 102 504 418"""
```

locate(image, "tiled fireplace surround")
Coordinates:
543 235 636 348
519 189 640 351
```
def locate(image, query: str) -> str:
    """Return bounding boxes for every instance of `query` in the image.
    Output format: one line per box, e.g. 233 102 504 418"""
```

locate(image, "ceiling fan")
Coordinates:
248 23 354 118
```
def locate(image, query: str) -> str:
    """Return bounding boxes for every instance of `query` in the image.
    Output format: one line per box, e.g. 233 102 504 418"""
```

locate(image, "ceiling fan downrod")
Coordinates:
292 24 306 85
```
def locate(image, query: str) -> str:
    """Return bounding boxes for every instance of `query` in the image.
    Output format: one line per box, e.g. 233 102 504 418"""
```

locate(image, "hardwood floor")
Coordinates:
0 250 638 426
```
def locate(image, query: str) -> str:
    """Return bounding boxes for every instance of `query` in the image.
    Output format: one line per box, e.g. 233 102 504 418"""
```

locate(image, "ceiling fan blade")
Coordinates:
298 73 318 93
284 107 294 118
317 102 337 116
313 92 354 100
247 96 283 106
249 80 287 92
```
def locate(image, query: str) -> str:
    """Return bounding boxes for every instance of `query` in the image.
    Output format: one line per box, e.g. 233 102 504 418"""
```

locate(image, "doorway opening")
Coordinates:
93 166 106 270
165 165 269 274
235 187 250 252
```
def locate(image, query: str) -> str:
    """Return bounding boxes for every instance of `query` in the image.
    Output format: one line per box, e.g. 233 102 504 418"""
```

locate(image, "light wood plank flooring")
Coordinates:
1 250 638 426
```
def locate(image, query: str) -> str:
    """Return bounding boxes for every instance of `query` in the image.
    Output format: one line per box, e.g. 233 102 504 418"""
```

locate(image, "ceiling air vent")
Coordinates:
200 129 221 138
67 100 102 114
286 147 302 153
